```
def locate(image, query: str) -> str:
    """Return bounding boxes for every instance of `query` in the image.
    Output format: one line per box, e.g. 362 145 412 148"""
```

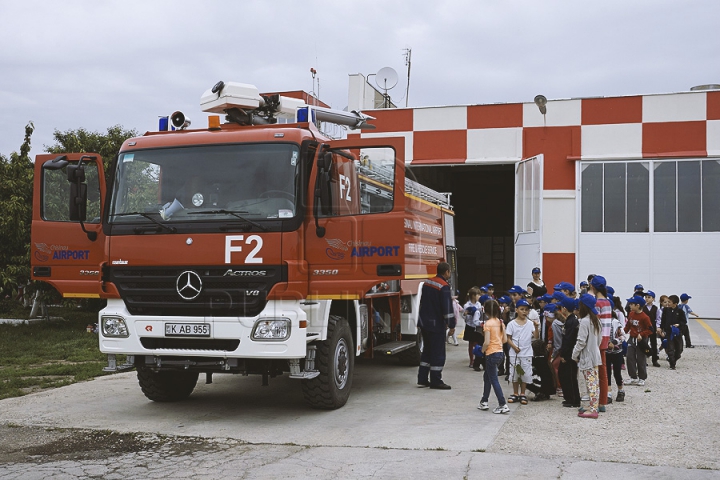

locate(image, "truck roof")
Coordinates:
121 122 322 152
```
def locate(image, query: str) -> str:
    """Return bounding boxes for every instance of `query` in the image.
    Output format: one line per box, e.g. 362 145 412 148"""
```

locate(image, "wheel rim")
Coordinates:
333 338 349 390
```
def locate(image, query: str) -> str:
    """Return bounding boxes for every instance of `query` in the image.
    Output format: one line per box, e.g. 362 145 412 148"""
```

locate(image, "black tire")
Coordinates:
137 368 199 402
302 315 354 409
398 329 423 366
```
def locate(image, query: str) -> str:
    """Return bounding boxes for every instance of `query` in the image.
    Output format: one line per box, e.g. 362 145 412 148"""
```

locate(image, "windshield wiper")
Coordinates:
186 209 268 232
111 212 177 233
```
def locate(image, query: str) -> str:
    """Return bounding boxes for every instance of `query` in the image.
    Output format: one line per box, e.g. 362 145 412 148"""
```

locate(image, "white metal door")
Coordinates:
514 155 543 288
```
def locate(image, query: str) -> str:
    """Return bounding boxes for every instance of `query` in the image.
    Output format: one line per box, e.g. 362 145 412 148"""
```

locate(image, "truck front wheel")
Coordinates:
137 368 199 402
302 315 354 409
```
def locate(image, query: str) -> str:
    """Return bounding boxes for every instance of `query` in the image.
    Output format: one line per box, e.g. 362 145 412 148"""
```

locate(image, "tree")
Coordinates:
46 125 138 180
0 123 35 296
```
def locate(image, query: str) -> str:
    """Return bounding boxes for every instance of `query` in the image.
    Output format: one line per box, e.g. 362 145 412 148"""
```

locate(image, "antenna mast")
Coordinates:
403 47 412 108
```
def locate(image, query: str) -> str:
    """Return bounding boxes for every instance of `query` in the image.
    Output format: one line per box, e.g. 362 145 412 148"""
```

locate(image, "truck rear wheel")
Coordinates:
302 315 354 409
137 368 199 402
398 329 423 366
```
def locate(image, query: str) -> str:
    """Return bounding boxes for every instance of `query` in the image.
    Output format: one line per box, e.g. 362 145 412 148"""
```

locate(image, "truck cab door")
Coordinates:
305 137 406 298
31 153 107 298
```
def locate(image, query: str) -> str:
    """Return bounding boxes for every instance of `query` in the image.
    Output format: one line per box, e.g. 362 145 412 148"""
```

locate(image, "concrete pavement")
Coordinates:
1 336 718 478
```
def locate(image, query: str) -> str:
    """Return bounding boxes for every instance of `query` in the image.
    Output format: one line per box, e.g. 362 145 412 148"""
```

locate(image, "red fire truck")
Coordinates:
31 82 456 409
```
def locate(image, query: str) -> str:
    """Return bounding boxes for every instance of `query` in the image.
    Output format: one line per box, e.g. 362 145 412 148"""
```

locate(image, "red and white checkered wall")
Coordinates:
352 90 720 288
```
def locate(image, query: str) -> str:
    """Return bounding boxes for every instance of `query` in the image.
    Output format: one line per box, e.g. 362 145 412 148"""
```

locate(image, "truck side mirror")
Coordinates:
69 181 87 222
67 163 87 222
313 151 334 237
317 152 332 215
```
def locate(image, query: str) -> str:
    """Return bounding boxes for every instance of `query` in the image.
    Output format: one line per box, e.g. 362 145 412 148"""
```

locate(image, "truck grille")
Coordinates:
140 338 240 351
110 265 286 317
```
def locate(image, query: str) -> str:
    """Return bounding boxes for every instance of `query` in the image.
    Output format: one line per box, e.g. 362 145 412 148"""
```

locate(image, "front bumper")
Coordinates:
99 298 308 359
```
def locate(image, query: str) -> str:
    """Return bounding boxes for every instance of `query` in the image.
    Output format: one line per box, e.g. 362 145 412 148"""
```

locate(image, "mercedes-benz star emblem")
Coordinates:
176 271 202 300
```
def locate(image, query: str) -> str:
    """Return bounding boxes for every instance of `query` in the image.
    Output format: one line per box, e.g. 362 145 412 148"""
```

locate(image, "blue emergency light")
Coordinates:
296 107 316 124
158 116 176 132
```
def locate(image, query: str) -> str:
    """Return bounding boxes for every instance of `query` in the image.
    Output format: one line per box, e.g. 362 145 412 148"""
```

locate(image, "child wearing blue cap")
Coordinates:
572 294 603 418
624 296 653 387
462 287 484 368
660 295 687 369
679 294 698 348
506 299 540 405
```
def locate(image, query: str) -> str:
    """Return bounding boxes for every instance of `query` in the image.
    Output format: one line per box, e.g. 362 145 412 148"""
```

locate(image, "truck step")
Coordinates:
373 341 416 356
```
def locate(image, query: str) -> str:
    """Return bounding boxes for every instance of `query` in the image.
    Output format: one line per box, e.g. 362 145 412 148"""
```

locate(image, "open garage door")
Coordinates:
514 155 543 288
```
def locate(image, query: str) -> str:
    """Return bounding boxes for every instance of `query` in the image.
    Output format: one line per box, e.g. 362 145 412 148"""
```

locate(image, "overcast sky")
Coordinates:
1 0 718 158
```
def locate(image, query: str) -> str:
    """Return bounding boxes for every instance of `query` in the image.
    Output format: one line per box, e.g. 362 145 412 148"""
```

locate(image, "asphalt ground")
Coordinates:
0 318 718 479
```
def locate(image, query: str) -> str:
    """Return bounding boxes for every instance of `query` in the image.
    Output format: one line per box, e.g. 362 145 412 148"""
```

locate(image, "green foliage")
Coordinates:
45 125 138 178
0 123 35 296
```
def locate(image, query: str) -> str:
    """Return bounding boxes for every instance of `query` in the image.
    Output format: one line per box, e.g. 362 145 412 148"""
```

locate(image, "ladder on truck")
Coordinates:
356 162 452 209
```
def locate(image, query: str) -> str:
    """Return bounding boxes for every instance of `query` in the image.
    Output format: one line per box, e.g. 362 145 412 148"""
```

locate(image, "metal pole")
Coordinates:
404 48 412 108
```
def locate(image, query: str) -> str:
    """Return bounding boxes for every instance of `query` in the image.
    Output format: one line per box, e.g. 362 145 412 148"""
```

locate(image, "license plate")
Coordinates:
165 323 211 337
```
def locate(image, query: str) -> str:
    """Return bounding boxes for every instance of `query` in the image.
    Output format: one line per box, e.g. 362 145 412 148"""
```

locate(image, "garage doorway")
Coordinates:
407 164 515 301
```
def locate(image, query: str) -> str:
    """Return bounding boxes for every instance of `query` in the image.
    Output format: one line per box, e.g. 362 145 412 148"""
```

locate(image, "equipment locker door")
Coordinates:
514 154 543 289
31 154 107 298
305 137 407 299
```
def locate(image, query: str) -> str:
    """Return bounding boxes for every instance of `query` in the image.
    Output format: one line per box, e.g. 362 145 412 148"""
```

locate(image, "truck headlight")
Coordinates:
101 316 129 337
252 318 291 341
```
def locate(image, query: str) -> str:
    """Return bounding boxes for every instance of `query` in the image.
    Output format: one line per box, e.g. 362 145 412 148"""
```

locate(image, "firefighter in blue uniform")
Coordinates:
417 262 455 390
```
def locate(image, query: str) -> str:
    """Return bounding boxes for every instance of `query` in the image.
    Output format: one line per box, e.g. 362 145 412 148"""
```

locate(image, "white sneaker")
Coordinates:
493 404 510 414
637 379 645 386
627 378 638 385
478 401 489 410
581 395 589 401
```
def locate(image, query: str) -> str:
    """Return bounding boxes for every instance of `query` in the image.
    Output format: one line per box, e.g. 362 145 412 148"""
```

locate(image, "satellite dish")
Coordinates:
376 67 398 91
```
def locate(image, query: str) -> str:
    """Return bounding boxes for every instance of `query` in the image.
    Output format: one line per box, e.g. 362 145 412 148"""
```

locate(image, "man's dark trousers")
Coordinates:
418 329 447 386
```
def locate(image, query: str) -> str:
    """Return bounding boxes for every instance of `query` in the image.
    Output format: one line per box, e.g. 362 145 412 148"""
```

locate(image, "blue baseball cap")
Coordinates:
626 295 646 307
607 286 615 297
552 291 567 302
508 285 526 294
558 281 575 292
479 294 491 304
579 281 588 288
590 275 606 289
553 283 563 291
579 293 598 314
539 294 554 303
515 299 531 309
645 290 655 298
544 303 558 312
480 286 488 292
485 283 494 289
497 295 511 305
634 284 644 291
560 296 578 312
532 267 541 274
680 293 691 301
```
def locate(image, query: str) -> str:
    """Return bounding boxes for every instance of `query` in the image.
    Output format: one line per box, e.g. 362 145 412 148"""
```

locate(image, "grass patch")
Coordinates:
0 305 123 400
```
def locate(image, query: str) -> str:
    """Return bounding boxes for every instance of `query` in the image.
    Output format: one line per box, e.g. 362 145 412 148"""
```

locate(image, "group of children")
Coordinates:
451 274 698 419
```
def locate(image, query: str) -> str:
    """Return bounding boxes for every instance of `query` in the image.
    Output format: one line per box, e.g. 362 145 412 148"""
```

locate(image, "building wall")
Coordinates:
352 89 720 315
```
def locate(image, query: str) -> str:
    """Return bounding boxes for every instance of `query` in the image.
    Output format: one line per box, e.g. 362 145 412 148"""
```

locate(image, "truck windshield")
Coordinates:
109 144 300 224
